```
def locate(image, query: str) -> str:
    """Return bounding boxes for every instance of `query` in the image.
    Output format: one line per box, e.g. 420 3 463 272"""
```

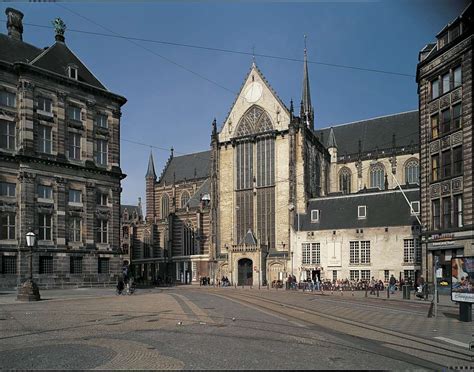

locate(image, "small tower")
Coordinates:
327 127 338 193
300 37 314 130
145 151 157 222
327 127 338 163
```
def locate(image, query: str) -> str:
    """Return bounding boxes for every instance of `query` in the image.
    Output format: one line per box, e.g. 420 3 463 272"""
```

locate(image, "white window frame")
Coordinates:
96 139 108 166
67 66 78 80
1 120 16 150
0 182 16 197
0 212 15 240
38 125 52 154
69 217 82 243
37 185 53 202
38 214 52 241
96 114 108 129
411 201 420 215
67 106 82 122
68 189 82 205
68 133 81 160
431 78 439 99
358 205 367 219
37 97 53 116
310 209 320 223
97 219 108 244
0 90 16 108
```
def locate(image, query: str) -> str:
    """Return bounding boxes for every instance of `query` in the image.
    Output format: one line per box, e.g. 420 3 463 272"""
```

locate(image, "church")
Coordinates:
130 49 421 286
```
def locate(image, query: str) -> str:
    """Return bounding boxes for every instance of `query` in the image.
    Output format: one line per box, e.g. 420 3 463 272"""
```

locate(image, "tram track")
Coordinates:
209 289 473 366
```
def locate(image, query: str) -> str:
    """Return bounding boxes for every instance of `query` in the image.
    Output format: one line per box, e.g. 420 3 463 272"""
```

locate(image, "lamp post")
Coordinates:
17 232 41 301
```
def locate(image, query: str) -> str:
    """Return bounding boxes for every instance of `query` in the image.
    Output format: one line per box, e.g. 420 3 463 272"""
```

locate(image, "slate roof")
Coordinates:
121 204 142 221
30 42 107 90
158 150 211 186
0 33 42 63
315 111 419 156
0 27 107 90
242 229 258 245
146 152 157 179
186 178 210 208
298 188 420 231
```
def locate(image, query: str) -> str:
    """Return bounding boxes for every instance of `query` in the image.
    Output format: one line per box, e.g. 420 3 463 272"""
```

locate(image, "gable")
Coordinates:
31 42 106 90
219 63 290 143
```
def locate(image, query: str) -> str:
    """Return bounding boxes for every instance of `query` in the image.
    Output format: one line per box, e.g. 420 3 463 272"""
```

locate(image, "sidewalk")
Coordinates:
0 286 162 305
309 286 457 308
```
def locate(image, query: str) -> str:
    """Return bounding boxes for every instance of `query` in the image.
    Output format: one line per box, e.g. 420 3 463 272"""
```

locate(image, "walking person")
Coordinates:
389 274 396 294
370 276 376 295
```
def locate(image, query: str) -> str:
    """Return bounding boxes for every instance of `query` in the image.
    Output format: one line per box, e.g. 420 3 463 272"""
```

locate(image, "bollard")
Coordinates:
235 283 237 289
365 285 368 297
352 288 354 296
387 287 390 299
267 284 269 290
376 287 379 297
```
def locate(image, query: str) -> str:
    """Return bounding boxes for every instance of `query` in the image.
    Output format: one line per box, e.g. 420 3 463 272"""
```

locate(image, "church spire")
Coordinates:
301 35 313 129
145 150 156 180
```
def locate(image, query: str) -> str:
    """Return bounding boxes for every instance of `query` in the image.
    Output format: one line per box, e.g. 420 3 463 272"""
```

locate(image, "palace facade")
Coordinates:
0 8 126 288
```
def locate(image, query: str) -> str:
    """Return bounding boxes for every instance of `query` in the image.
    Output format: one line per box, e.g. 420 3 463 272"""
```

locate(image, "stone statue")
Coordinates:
51 17 66 36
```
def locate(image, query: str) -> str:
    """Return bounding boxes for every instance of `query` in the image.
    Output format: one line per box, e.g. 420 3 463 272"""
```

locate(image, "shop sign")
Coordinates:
431 233 455 241
432 241 455 246
451 256 474 303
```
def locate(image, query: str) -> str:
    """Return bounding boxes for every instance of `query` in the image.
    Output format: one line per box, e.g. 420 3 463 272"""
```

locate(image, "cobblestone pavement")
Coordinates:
0 286 472 370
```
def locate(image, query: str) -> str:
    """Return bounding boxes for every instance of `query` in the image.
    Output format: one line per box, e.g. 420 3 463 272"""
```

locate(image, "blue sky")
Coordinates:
1 1 468 205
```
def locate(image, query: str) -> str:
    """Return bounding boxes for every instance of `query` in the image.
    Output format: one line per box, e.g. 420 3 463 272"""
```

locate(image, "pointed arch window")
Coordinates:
160 193 169 219
235 105 273 137
183 220 195 256
370 164 385 190
339 167 352 195
405 160 419 185
180 190 190 208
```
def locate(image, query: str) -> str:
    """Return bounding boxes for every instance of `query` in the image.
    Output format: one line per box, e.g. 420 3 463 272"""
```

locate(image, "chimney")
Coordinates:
5 8 24 41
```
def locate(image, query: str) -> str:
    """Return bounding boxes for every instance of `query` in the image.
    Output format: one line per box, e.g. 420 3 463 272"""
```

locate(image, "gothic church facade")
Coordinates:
137 52 421 285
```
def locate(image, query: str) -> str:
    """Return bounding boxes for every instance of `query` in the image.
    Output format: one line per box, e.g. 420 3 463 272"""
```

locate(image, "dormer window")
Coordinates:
311 209 320 223
67 66 78 80
450 25 460 42
358 205 367 219
411 201 420 215
438 33 448 49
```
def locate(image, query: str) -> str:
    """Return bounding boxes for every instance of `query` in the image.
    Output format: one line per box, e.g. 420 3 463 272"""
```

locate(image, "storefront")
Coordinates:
424 231 473 293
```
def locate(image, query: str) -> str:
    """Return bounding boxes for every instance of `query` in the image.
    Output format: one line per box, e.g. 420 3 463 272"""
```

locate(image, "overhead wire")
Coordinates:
0 18 416 78
36 5 419 194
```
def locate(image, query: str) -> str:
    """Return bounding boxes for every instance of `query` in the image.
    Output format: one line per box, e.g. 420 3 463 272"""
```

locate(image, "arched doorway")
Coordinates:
238 258 253 286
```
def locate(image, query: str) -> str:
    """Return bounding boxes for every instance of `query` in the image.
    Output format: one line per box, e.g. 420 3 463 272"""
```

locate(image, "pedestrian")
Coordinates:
370 276 376 295
389 274 396 294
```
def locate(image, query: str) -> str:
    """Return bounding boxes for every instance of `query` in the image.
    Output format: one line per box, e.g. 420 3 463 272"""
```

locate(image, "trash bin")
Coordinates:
402 285 410 300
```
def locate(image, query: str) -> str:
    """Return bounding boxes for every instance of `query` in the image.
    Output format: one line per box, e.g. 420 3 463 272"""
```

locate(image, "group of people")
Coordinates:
218 276 231 287
200 276 212 286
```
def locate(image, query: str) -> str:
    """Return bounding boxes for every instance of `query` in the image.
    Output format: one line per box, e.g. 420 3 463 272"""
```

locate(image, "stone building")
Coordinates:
290 111 422 284
417 3 473 285
141 150 212 284
141 47 421 285
293 188 421 284
0 8 126 288
120 198 143 267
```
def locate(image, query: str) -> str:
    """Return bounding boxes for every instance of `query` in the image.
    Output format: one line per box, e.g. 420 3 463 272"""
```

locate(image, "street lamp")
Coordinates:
17 232 41 301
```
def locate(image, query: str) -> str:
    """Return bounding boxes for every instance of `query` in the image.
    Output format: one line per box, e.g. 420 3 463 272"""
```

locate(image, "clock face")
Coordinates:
244 82 263 103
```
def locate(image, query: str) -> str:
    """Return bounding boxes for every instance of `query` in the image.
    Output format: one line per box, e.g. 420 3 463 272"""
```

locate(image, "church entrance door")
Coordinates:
238 258 253 286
